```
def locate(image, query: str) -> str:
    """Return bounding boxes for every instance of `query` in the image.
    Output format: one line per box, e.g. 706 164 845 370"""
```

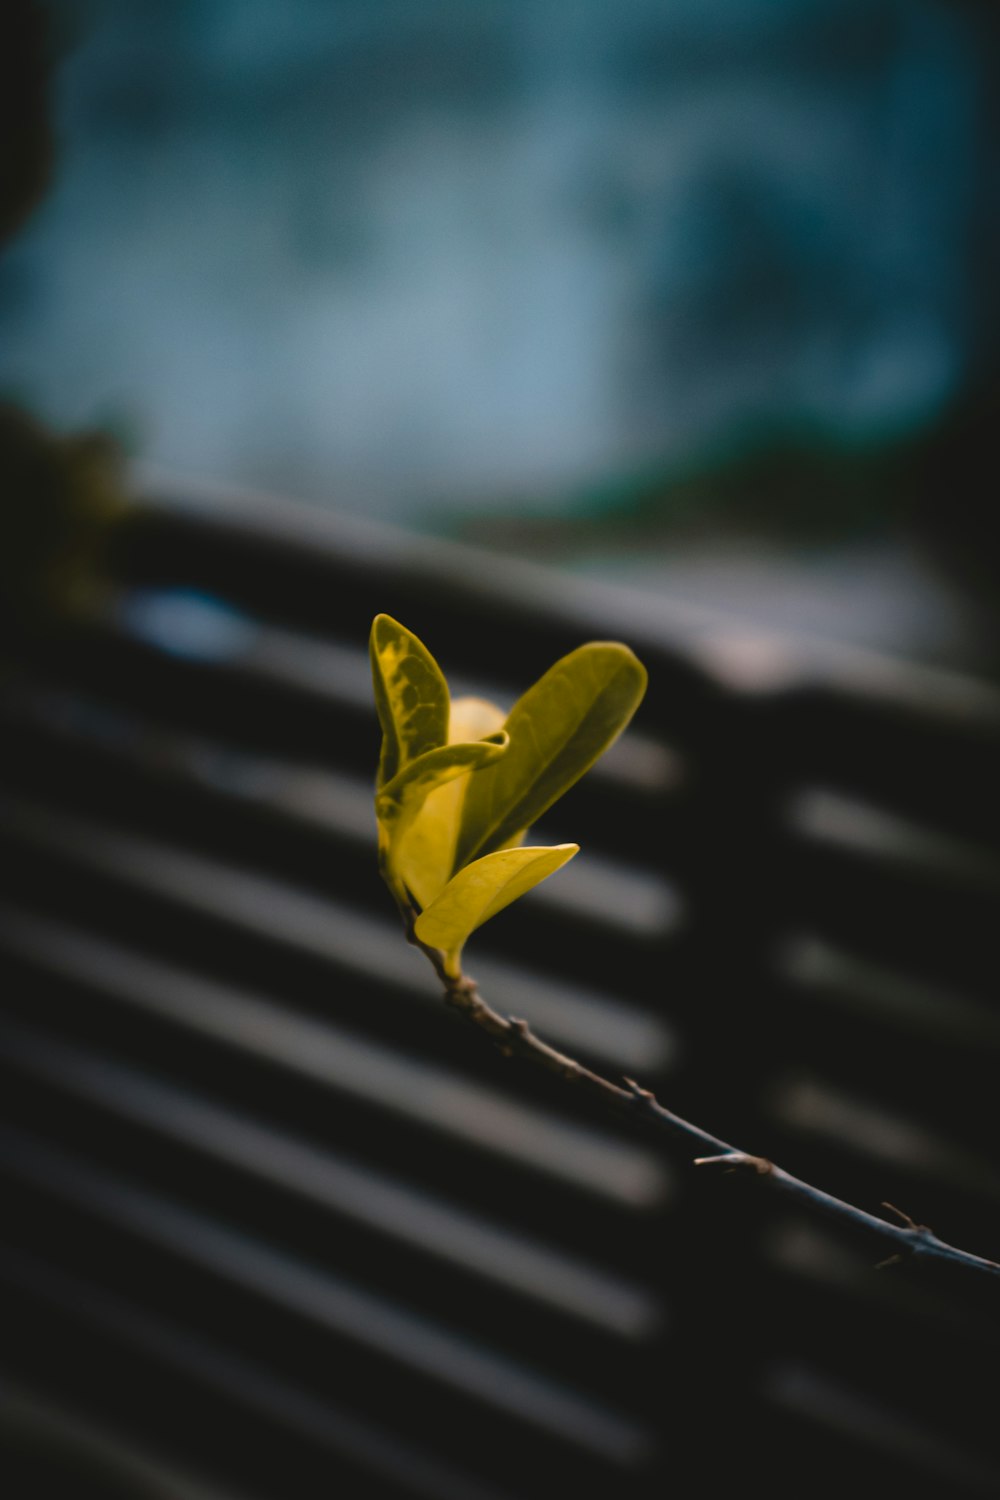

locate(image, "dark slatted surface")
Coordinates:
2 478 999 1498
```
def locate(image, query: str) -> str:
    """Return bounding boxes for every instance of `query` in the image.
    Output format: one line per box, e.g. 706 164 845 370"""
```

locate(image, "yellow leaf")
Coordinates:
369 614 449 789
455 642 646 871
414 844 579 977
377 734 508 892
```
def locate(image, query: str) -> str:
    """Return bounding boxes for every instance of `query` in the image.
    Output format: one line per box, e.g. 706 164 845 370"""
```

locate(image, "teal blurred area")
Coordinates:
2 0 1000 663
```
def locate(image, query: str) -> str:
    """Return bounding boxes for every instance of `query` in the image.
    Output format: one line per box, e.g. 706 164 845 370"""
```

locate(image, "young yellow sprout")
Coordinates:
370 613 647 976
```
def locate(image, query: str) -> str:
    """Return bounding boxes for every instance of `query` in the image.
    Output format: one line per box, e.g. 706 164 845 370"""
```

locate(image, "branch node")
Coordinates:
623 1076 655 1103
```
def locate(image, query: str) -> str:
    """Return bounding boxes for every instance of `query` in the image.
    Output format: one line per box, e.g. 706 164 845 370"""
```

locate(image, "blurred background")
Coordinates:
3 3 1000 1499
4 0 1000 665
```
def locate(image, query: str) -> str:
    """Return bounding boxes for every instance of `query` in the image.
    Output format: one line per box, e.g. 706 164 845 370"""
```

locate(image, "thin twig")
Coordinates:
399 901 1000 1285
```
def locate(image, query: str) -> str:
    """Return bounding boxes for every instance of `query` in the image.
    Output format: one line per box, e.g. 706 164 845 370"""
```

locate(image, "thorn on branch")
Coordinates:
882 1201 927 1234
874 1204 935 1269
623 1076 654 1103
695 1152 773 1177
497 1017 528 1059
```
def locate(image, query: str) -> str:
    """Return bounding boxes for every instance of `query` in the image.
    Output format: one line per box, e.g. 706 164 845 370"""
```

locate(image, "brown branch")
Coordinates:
399 903 1000 1285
